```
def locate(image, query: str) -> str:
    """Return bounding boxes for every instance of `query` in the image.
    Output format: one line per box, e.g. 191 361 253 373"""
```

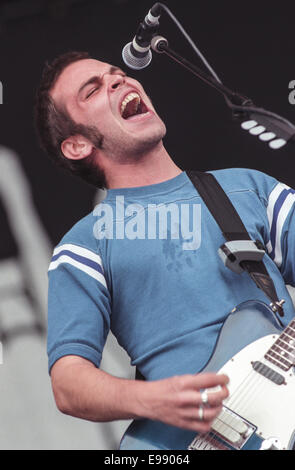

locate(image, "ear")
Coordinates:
61 135 93 161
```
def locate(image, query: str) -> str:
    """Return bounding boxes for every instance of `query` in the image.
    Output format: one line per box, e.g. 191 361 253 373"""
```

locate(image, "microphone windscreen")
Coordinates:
122 43 152 70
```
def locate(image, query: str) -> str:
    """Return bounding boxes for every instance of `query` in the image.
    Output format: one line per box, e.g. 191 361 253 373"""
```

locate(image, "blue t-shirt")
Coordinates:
47 169 295 379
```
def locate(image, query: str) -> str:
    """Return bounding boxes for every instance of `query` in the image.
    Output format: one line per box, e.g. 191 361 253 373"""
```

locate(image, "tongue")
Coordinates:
122 98 140 119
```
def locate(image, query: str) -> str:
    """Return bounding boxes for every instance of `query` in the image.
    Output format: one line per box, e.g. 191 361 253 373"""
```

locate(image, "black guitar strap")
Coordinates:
186 170 285 319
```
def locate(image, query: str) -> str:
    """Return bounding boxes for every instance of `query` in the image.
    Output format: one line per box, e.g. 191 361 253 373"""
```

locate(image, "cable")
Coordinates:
155 2 295 138
156 2 222 84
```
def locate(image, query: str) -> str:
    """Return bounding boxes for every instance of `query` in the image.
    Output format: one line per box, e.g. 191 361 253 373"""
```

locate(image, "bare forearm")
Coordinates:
51 355 229 432
51 356 147 422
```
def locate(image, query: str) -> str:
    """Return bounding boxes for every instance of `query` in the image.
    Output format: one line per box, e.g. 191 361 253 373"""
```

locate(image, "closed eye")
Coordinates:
78 76 102 100
86 87 99 99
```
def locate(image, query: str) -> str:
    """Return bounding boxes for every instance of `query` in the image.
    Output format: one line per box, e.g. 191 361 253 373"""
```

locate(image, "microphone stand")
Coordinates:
151 36 295 149
153 38 251 108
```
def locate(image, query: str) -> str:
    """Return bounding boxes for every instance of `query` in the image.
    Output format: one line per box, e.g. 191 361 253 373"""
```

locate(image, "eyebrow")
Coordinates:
78 66 126 96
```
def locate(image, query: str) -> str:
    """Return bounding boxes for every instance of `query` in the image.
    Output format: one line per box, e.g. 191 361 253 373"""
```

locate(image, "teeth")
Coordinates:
120 92 140 116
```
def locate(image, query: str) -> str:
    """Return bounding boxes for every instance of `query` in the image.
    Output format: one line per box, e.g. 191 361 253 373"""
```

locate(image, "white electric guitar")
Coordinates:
120 300 295 450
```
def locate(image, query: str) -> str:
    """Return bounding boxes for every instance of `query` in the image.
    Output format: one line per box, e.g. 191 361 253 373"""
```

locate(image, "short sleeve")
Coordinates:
47 242 111 373
266 181 295 285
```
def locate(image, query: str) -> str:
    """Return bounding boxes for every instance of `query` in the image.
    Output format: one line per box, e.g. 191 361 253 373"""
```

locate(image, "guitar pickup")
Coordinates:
251 361 286 385
189 406 257 450
209 406 256 450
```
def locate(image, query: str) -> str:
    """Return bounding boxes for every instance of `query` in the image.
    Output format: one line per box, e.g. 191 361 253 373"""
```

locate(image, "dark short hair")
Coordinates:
34 51 107 188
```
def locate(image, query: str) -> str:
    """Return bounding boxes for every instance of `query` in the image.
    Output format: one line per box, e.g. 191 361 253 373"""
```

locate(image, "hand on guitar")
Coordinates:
139 373 229 433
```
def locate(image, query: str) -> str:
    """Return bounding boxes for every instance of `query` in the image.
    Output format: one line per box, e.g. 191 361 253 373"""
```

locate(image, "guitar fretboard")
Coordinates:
264 319 295 371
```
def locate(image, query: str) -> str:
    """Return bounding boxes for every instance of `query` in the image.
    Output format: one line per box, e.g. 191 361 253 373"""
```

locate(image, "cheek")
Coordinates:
87 105 113 130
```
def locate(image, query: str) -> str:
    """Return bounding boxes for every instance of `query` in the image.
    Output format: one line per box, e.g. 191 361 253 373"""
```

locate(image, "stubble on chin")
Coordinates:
103 122 167 163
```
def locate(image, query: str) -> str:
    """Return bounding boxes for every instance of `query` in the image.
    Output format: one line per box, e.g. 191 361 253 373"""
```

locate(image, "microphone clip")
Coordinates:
135 19 160 49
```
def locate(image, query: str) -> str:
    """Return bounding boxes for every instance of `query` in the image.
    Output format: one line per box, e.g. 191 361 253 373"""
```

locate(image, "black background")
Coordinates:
0 0 294 257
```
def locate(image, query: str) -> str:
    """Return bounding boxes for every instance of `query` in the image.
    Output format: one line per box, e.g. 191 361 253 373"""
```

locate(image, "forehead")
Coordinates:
50 58 113 105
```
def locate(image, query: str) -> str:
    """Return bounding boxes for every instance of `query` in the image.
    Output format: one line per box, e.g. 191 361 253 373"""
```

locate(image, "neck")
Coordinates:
101 142 182 189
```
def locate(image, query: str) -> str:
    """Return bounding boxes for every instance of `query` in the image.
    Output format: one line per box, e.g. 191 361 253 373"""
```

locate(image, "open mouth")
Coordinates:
120 92 149 120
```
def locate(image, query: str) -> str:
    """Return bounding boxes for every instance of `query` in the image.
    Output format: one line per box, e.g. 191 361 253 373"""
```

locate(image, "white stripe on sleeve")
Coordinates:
48 243 107 289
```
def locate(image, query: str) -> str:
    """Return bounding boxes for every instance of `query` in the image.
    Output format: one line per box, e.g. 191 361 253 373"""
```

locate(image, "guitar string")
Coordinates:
203 318 295 448
210 371 267 448
203 370 277 449
196 334 275 449
196 333 290 450
202 368 266 449
222 327 295 423
192 318 295 449
194 367 263 449
207 344 295 450
207 338 291 449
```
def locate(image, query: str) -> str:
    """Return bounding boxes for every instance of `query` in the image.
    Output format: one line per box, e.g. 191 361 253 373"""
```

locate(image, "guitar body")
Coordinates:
120 300 295 450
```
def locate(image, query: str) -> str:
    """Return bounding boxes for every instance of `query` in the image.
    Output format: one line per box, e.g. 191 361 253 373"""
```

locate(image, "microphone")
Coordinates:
122 3 162 70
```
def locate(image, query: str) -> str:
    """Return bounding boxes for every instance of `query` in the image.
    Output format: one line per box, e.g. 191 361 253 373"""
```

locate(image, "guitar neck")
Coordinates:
264 318 295 371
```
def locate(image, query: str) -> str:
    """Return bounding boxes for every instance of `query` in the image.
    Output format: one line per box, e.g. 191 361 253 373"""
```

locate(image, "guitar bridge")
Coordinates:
189 406 257 450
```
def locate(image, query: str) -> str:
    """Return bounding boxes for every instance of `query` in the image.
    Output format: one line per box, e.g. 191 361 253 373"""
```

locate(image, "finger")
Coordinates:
170 373 229 393
198 385 229 407
181 402 222 421
193 373 229 389
178 405 222 433
197 405 222 423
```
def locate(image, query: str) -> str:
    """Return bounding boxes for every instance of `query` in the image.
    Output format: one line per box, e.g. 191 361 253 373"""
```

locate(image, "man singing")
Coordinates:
35 51 295 450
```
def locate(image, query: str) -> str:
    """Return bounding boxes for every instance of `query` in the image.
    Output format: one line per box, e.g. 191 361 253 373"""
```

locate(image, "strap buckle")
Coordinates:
218 239 265 274
270 299 285 314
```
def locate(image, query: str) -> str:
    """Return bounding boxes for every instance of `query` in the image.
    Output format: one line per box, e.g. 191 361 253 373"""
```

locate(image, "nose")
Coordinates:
104 72 125 91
